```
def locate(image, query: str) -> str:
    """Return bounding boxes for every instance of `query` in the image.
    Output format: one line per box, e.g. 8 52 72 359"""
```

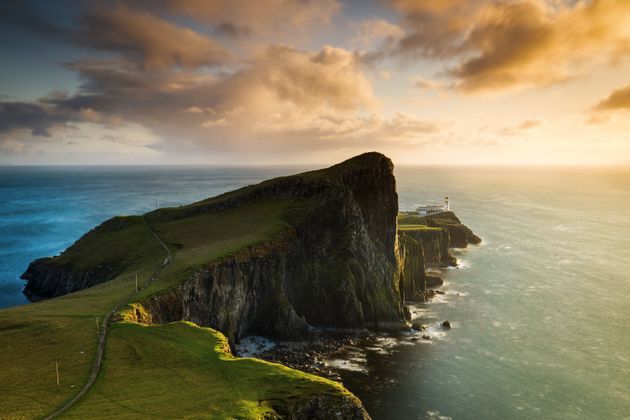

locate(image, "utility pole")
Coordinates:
55 361 60 391
96 316 99 337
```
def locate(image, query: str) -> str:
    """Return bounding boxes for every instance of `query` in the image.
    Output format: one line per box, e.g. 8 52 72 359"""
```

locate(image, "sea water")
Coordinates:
1 165 629 419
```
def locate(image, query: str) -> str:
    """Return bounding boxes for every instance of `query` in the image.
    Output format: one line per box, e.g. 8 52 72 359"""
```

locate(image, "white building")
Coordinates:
416 197 450 215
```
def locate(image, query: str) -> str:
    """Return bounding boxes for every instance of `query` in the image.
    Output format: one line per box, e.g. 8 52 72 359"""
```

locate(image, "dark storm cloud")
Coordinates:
0 102 74 137
0 2 231 69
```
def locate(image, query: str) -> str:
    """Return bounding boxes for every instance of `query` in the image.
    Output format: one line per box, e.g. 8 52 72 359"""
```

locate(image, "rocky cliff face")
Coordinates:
402 229 456 267
23 153 406 342
21 257 120 301
396 232 426 302
21 216 143 300
22 153 480 344
423 211 482 248
397 213 480 302
136 153 406 342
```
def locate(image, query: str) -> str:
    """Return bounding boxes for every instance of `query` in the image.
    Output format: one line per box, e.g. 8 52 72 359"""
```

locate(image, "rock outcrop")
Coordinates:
21 257 120 301
21 216 142 300
423 211 482 248
397 212 480 302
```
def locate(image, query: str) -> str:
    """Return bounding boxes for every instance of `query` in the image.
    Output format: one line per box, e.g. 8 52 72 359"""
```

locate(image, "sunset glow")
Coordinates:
1 0 630 165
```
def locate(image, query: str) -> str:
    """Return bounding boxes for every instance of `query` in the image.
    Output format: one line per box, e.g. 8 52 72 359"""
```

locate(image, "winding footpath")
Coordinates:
44 217 172 419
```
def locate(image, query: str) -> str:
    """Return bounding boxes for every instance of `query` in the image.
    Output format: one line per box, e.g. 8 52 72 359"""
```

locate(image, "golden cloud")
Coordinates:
388 0 630 92
497 119 544 136
593 84 630 111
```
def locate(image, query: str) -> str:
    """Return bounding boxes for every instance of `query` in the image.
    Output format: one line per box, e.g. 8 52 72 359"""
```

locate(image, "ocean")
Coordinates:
1 165 629 419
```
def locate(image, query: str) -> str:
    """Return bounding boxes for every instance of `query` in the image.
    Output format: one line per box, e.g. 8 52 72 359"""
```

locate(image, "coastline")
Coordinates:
239 248 476 384
4 155 481 418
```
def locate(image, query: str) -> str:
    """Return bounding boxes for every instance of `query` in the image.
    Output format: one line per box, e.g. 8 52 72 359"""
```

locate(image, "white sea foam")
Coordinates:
365 346 390 355
235 336 276 357
448 259 471 270
326 358 368 373
425 410 453 420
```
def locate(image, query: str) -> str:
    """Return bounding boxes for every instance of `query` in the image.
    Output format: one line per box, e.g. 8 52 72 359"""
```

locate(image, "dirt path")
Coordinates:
44 217 171 419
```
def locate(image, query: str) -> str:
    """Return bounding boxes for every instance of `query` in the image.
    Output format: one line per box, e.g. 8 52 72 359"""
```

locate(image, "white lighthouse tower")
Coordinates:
444 196 450 211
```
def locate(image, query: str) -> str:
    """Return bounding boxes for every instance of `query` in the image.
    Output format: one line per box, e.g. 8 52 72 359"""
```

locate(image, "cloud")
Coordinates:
214 22 252 39
0 1 452 159
1 3 232 69
352 18 404 49
386 0 630 92
263 111 446 141
0 138 35 154
498 119 544 136
79 6 231 69
131 0 341 34
593 84 630 111
413 76 447 90
0 102 75 137
1 45 390 154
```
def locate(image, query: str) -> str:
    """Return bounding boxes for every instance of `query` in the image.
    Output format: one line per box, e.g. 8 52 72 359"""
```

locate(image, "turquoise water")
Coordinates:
0 166 304 308
1 165 629 418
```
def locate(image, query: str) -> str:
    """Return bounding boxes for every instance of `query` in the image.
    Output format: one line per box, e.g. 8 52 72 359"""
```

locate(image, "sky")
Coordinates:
1 0 630 166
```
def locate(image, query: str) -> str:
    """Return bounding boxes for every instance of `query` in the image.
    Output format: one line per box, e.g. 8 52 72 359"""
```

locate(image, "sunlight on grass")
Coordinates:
64 322 352 418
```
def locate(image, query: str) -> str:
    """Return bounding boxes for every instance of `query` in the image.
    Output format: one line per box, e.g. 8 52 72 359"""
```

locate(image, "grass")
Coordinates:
0 222 164 419
139 199 298 298
397 224 442 231
49 217 154 272
0 194 353 419
397 213 427 226
63 322 353 419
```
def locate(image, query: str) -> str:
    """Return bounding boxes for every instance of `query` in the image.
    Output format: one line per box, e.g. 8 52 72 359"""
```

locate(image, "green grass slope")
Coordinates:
63 322 356 419
0 193 360 419
397 213 441 232
140 199 300 298
0 219 164 419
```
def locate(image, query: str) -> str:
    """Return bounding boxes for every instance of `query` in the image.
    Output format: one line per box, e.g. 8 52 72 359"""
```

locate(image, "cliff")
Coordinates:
14 153 482 419
23 153 405 343
423 211 482 248
21 216 149 300
22 153 480 343
397 211 480 302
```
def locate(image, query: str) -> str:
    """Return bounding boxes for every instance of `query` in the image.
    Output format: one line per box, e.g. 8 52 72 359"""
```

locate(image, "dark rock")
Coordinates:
424 211 481 248
441 320 451 329
411 323 426 331
425 276 443 288
21 257 121 300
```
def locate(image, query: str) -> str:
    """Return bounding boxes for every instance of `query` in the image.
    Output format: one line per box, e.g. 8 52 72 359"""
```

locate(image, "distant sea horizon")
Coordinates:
1 164 629 419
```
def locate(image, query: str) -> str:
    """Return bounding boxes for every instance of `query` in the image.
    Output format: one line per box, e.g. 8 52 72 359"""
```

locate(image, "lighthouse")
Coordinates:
444 196 449 211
